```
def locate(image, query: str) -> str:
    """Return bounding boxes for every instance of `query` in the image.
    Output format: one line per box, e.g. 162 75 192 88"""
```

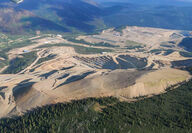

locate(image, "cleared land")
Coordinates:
0 26 192 118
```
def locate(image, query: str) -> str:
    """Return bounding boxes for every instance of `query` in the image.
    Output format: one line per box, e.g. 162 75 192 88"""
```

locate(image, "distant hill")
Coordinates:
102 3 192 31
0 0 102 34
1 0 192 34
0 6 69 34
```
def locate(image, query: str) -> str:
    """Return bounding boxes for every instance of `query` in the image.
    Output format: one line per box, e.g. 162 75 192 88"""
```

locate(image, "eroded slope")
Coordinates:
0 26 192 118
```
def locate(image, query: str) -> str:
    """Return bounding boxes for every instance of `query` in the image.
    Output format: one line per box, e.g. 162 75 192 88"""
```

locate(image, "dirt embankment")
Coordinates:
0 68 190 118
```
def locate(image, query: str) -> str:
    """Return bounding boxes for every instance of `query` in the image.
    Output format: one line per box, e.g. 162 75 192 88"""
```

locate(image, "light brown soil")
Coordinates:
0 26 192 118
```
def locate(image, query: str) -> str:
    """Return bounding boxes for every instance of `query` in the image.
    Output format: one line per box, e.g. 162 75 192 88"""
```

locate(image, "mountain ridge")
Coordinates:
1 0 192 35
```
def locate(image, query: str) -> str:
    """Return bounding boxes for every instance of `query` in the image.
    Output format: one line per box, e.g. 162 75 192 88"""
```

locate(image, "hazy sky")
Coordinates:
93 0 192 6
179 0 192 1
94 0 192 2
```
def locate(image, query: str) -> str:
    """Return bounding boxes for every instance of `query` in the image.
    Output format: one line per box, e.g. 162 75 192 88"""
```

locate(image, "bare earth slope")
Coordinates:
0 26 192 118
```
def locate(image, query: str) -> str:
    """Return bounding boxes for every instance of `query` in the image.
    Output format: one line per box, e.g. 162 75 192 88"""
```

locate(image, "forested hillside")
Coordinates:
1 0 192 34
0 79 191 133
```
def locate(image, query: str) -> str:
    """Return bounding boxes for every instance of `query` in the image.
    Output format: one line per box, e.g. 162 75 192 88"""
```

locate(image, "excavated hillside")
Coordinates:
0 26 192 118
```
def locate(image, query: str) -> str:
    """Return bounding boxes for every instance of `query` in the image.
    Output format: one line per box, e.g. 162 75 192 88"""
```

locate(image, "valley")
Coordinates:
0 26 192 118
